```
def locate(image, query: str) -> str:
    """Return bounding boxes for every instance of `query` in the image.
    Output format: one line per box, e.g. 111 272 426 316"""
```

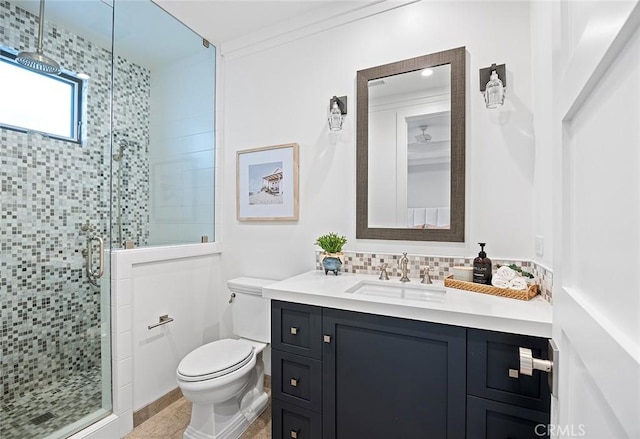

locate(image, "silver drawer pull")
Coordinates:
148 314 174 330
509 368 519 379
290 327 298 335
323 335 332 343
290 377 299 387
291 429 300 439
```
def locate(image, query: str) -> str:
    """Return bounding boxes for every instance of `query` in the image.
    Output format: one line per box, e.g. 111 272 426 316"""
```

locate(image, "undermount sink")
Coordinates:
345 280 446 302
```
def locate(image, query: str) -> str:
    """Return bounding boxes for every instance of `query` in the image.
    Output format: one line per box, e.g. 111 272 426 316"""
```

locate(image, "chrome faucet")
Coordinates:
398 252 410 282
421 268 433 284
378 263 390 280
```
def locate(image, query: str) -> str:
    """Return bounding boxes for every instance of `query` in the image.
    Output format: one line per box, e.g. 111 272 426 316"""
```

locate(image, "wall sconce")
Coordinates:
479 63 506 109
328 95 347 131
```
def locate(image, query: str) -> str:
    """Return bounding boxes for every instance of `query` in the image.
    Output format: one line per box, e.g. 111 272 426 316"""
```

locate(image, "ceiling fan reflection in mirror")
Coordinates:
415 125 432 143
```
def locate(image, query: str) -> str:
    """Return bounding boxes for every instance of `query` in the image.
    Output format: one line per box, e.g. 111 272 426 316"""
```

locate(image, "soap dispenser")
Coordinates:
473 243 492 284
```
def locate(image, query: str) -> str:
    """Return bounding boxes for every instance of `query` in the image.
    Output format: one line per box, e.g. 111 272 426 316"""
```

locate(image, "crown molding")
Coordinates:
220 0 420 61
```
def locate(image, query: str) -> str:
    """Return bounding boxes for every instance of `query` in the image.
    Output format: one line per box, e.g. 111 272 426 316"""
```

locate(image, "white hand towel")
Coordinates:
509 277 528 291
491 276 510 289
496 265 516 281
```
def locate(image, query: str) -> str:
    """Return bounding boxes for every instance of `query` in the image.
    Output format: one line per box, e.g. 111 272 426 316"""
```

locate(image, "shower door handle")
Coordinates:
86 235 105 285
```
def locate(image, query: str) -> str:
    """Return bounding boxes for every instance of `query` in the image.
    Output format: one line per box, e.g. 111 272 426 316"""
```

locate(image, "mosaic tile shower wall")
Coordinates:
113 56 151 247
317 251 553 302
0 1 150 403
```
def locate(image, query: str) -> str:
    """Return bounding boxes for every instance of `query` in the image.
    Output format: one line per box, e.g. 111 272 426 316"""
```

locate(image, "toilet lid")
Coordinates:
177 339 254 382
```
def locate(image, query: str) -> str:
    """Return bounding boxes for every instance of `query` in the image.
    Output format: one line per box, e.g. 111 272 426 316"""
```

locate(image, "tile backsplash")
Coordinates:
316 251 553 303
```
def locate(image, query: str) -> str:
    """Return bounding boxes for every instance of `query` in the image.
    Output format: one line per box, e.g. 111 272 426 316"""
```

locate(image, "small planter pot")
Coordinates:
320 252 344 275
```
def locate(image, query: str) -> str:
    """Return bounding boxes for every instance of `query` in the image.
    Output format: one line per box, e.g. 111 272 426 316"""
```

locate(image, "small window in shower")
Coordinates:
0 48 84 144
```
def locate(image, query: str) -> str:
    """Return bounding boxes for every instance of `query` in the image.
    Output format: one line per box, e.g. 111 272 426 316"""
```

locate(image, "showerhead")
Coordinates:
17 0 61 75
16 51 61 75
113 139 127 161
112 138 140 161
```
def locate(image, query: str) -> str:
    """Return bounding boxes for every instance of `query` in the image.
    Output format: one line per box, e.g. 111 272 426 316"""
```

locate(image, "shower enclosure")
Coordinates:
112 132 142 247
1 0 215 436
0 1 114 437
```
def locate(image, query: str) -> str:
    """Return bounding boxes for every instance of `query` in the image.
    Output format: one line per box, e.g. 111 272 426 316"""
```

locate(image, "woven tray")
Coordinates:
444 275 538 301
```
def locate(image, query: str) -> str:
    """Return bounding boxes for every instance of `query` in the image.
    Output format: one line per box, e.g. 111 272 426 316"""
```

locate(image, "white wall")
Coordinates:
149 49 216 245
157 1 541 337
210 1 534 338
219 1 534 278
530 0 555 269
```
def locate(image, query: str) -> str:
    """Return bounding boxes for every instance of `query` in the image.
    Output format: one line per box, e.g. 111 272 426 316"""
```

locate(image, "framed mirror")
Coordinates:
356 46 465 242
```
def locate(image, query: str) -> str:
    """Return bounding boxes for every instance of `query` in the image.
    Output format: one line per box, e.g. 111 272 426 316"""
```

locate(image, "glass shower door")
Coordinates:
0 1 114 438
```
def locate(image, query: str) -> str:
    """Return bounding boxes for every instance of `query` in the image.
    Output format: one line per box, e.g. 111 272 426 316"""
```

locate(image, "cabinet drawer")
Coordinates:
272 301 322 359
272 398 322 439
467 395 549 438
272 350 322 412
467 329 551 412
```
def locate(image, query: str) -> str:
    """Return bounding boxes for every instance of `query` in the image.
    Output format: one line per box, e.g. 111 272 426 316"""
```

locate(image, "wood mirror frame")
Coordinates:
356 46 465 242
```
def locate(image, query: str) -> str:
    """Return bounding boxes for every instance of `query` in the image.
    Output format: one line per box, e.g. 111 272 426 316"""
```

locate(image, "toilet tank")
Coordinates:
227 277 274 343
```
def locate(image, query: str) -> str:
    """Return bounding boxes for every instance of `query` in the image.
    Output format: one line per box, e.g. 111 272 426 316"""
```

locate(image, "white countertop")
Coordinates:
262 270 552 338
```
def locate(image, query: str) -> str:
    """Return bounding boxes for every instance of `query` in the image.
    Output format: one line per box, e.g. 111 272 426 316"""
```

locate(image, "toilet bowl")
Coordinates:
176 277 273 439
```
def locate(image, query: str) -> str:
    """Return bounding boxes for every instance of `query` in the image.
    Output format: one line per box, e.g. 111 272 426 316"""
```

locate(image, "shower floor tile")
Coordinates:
0 367 104 439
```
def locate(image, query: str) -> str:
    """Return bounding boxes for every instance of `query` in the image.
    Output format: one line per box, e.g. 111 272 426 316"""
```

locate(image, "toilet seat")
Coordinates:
177 339 254 382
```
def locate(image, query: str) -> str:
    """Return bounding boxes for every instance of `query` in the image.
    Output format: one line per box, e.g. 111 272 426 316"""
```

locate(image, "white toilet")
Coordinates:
176 277 273 439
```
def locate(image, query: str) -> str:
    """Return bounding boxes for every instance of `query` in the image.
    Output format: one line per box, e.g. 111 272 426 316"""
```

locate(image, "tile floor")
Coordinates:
124 396 271 439
1 367 103 439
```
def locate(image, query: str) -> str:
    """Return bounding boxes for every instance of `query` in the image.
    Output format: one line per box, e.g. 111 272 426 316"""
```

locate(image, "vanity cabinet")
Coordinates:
271 301 550 439
272 301 323 439
466 329 551 438
322 307 466 439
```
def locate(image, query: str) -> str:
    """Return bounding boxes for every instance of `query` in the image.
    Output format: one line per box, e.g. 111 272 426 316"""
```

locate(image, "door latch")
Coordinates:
519 339 559 396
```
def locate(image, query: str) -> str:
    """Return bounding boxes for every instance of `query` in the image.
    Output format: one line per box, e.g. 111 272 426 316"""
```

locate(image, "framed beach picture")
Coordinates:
236 143 299 221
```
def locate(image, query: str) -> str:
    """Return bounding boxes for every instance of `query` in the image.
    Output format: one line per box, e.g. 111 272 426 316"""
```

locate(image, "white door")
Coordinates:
552 1 640 437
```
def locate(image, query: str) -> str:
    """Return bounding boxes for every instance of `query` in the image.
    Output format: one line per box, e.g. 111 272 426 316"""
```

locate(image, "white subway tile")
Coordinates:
118 331 132 359
181 223 214 243
117 305 132 333
184 113 214 136
184 167 214 188
181 149 215 171
118 383 133 412
116 278 132 307
118 410 134 437
184 131 214 153
118 357 133 387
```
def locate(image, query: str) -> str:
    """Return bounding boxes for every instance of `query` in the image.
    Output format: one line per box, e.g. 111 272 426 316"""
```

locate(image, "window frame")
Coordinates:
0 47 85 145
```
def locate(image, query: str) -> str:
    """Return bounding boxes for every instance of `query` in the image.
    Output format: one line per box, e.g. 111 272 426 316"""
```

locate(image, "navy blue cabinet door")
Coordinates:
467 395 550 438
467 329 551 413
273 398 322 439
322 308 466 439
272 300 323 359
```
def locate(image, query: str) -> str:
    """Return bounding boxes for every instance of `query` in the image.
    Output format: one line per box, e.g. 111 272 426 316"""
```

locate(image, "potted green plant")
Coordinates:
315 232 347 274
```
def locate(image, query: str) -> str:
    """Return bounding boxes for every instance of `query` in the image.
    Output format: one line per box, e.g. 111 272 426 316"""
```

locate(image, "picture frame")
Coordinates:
236 142 299 221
